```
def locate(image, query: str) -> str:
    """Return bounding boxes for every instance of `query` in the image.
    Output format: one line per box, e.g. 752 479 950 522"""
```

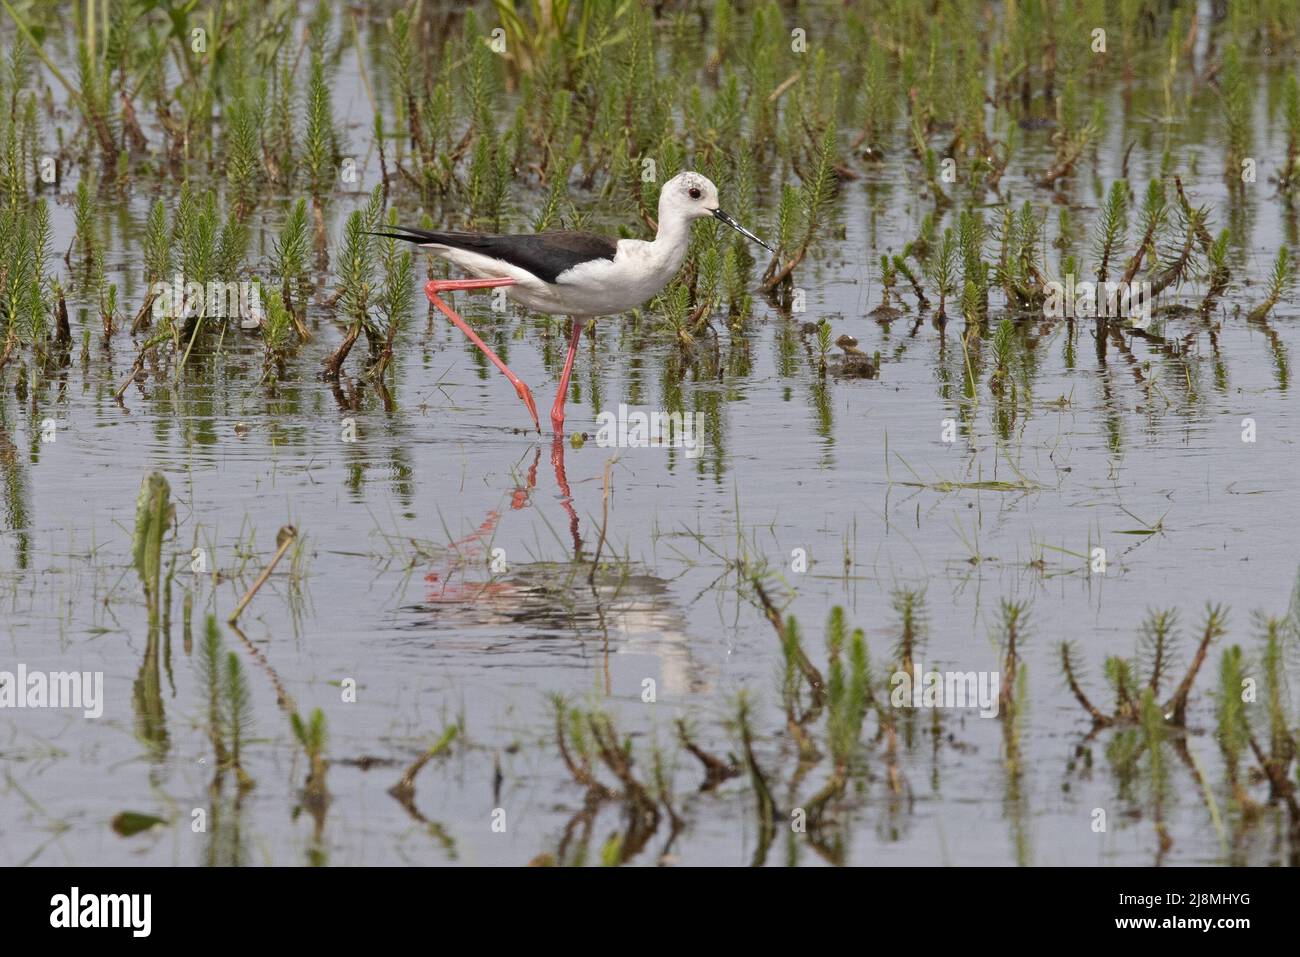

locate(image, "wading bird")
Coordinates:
373 171 772 433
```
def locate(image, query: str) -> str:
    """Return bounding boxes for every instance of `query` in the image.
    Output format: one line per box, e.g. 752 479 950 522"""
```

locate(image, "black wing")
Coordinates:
370 226 619 284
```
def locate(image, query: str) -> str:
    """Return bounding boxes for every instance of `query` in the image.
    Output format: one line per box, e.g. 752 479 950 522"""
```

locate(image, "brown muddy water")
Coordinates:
2 1 1299 866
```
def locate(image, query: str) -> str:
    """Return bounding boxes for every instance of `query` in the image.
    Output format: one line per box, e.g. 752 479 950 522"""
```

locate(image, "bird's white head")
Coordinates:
658 171 773 251
659 171 721 222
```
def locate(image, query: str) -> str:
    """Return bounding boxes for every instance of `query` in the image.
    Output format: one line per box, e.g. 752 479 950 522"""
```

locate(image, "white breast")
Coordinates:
542 239 686 315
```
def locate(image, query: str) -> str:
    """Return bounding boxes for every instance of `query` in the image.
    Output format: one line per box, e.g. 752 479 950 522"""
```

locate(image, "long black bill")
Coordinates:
712 208 774 253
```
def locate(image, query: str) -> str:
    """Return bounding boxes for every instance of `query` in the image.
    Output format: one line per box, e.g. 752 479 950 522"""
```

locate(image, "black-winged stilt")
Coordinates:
372 171 772 433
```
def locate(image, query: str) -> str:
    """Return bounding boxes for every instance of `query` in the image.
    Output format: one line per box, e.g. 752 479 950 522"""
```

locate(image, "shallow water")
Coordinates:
2 2 1299 866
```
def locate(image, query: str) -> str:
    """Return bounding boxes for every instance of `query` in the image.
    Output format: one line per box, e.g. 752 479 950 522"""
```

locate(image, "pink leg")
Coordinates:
550 318 586 432
425 278 539 433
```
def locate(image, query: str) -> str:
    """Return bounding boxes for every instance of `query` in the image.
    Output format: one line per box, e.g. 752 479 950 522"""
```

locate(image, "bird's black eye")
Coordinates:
688 187 701 199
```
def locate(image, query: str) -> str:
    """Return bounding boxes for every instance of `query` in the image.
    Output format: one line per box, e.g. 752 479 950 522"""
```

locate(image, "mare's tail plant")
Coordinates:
199 616 255 789
1246 247 1293 322
995 599 1030 716
291 707 329 800
132 472 173 629
925 227 958 319
1060 605 1228 731
322 185 384 377
1092 180 1128 284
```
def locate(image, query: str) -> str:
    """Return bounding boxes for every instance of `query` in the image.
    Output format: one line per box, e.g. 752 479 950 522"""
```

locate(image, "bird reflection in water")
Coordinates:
416 435 706 697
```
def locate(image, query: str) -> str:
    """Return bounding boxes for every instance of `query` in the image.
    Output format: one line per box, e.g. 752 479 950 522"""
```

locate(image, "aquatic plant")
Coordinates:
132 471 173 629
1060 605 1229 730
1120 180 1168 284
989 317 1016 396
957 210 989 321
322 185 384 377
876 254 898 311
1038 97 1101 189
734 689 776 863
820 607 872 790
892 245 930 310
0 192 48 355
761 120 837 293
550 695 665 864
1246 247 1293 322
389 724 459 805
1091 180 1128 284
1215 643 1253 808
925 227 959 320
302 49 335 202
270 198 312 337
199 616 255 790
291 708 329 801
1218 44 1251 180
260 290 297 382
994 599 1030 716
224 92 262 219
853 41 892 160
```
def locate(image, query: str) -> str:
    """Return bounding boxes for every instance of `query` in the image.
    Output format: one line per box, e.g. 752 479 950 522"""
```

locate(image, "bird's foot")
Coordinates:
515 381 541 434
